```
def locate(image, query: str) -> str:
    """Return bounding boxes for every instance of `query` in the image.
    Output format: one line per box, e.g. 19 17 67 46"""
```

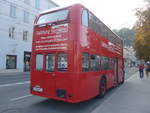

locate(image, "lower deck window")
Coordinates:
46 54 55 72
90 55 100 71
58 53 68 71
82 53 89 72
110 58 114 70
101 56 109 70
36 54 43 71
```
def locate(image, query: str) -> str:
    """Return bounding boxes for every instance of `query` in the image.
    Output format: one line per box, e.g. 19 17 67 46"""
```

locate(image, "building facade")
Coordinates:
0 0 58 72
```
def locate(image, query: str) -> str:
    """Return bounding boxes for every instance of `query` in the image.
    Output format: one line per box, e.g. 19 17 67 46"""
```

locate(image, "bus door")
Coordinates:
32 53 55 96
44 53 56 96
114 59 119 84
45 53 69 98
55 53 69 98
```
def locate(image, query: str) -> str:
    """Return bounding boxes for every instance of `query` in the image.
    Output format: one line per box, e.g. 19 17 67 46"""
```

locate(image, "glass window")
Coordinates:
35 0 40 9
36 54 43 71
46 54 55 72
101 56 109 70
82 9 88 27
9 27 15 39
10 5 16 18
23 31 28 41
89 13 103 35
95 55 100 70
89 13 95 31
82 53 89 72
37 10 69 24
58 53 68 71
23 11 29 23
6 55 17 69
88 12 123 46
24 52 31 72
90 55 100 71
109 58 114 70
90 55 96 71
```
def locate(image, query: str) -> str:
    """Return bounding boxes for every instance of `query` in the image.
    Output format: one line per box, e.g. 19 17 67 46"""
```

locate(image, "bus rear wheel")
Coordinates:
97 78 106 98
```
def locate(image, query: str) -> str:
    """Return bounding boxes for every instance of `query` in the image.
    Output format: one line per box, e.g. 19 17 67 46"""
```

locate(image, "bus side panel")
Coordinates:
76 72 100 101
106 70 115 89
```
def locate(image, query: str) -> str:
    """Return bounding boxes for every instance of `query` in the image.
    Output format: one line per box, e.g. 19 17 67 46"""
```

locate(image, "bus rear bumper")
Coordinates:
31 91 82 103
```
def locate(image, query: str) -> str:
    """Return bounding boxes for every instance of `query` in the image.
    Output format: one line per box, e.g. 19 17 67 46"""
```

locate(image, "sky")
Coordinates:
54 0 145 30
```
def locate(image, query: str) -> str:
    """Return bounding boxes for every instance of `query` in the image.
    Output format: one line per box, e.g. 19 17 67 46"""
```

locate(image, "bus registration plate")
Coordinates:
33 86 43 92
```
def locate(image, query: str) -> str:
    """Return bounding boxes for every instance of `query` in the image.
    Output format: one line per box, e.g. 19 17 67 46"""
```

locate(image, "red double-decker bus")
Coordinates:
31 4 124 103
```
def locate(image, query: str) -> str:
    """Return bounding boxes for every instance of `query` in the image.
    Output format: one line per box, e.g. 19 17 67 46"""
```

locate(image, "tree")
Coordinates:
134 0 150 61
113 28 135 46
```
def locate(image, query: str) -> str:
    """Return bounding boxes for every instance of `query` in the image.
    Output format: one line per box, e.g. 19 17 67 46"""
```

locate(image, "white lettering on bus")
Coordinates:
35 38 68 44
35 47 67 51
51 28 68 34
52 23 68 29
40 34 61 39
36 43 67 48
36 30 51 35
35 43 67 51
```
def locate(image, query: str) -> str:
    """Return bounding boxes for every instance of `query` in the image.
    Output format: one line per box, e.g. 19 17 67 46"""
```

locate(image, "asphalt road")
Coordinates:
0 72 30 85
0 68 138 113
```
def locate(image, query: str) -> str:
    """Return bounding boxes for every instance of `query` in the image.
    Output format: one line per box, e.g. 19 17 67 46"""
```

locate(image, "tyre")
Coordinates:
97 77 106 98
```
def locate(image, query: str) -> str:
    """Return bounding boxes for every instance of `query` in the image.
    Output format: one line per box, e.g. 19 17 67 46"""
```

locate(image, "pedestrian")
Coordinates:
146 61 150 78
138 63 144 79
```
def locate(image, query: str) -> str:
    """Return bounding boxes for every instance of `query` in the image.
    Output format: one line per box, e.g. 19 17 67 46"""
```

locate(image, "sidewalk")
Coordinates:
125 66 137 75
0 69 30 75
92 72 150 113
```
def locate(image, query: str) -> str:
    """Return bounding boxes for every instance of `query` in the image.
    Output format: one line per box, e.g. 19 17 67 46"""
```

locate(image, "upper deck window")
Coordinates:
37 9 69 24
82 9 88 27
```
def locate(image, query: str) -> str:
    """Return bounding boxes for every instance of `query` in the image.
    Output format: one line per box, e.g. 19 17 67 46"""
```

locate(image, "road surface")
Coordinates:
0 68 144 113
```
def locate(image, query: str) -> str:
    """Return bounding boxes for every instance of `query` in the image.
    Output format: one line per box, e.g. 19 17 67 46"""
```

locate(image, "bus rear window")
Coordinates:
36 54 43 71
58 53 68 71
46 54 55 72
37 10 69 24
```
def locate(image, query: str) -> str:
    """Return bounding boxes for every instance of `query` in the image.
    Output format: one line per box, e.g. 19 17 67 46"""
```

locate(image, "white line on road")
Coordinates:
0 81 30 87
10 95 32 101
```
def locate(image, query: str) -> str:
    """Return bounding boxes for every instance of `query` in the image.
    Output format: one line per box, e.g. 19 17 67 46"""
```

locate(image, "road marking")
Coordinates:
10 95 32 101
91 72 138 113
0 81 30 87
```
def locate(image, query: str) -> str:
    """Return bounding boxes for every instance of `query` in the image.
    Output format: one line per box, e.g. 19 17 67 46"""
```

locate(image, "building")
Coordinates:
0 0 58 72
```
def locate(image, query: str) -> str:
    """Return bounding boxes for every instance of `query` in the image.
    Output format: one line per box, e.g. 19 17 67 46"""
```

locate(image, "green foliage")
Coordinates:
134 0 150 61
113 28 135 46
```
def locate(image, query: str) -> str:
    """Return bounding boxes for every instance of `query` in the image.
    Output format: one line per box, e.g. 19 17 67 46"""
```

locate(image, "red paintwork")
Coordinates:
31 4 124 103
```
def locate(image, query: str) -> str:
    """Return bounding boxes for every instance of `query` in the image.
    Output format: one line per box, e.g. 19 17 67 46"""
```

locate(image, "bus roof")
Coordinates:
38 3 122 42
39 4 82 15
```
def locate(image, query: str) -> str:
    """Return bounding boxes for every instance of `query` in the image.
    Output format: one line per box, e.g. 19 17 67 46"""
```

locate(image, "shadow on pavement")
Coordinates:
25 86 119 113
